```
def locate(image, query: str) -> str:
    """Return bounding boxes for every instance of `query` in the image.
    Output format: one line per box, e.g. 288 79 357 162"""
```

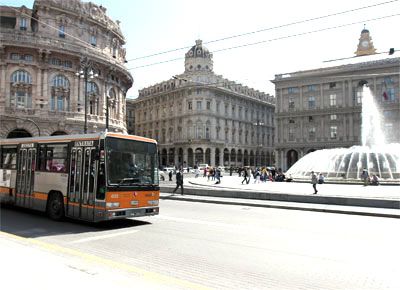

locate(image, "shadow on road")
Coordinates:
0 204 151 238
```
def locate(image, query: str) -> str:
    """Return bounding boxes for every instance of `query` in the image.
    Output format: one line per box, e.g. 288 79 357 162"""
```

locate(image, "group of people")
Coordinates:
198 166 223 184
310 172 325 194
361 169 380 186
238 166 288 184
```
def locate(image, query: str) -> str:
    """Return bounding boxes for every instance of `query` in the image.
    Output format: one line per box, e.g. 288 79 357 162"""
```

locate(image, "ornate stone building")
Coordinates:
273 28 400 171
0 0 132 138
132 40 275 168
126 98 136 135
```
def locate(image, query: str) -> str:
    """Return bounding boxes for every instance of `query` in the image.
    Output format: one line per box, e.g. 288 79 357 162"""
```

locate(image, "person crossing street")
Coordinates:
173 169 184 195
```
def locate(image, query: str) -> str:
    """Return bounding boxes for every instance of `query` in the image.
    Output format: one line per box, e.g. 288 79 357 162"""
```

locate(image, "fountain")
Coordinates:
286 86 400 183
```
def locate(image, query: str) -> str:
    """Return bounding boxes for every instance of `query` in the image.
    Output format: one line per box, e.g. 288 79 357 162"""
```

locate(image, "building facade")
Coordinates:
132 40 275 168
126 98 136 135
272 28 400 171
0 0 132 138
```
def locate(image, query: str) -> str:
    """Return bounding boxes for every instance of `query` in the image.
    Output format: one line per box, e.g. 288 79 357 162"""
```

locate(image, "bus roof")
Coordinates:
0 131 157 146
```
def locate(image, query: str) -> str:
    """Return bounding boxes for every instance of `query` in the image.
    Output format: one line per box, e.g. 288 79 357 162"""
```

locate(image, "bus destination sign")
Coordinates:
75 140 94 147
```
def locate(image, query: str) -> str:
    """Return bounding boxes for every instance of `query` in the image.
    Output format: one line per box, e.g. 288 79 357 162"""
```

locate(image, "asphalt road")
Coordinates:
1 199 399 290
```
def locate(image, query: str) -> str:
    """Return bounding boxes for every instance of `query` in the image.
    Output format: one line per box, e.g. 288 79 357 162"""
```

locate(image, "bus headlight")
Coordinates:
106 202 120 208
148 200 159 206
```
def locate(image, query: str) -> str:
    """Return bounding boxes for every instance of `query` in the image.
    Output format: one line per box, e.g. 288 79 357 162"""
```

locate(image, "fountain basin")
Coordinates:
286 144 400 183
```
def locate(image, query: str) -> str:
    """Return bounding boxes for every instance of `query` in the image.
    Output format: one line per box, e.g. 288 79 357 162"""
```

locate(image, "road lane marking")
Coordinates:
0 231 211 290
70 229 139 244
156 215 235 228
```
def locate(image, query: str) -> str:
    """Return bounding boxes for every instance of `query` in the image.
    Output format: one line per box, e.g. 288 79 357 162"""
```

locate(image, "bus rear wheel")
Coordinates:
47 193 65 221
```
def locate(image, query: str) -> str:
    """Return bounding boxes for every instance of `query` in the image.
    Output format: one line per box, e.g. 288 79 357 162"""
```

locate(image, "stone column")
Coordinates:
349 114 354 142
219 148 223 167
210 147 215 167
183 148 188 167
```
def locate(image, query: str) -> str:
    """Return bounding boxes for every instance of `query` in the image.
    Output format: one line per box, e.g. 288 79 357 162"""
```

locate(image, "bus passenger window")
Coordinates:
1 147 17 169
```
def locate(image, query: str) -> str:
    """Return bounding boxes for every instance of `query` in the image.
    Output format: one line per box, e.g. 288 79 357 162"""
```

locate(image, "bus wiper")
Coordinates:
117 178 138 187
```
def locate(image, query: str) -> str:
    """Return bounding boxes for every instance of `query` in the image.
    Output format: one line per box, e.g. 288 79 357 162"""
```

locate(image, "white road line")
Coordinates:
155 215 235 228
70 229 139 244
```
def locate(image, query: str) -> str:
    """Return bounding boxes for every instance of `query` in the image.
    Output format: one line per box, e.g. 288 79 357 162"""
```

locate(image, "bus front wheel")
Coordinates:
47 192 65 221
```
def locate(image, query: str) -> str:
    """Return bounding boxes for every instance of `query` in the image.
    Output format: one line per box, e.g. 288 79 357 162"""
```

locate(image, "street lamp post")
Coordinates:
76 57 98 134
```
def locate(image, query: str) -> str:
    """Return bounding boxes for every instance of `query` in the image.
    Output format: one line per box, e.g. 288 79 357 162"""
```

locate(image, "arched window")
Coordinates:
51 74 70 111
11 70 32 84
9 70 32 108
52 75 70 88
87 81 99 115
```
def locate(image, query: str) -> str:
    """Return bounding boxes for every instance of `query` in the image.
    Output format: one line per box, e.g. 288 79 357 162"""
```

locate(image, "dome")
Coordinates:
185 39 211 59
184 39 213 73
361 28 369 34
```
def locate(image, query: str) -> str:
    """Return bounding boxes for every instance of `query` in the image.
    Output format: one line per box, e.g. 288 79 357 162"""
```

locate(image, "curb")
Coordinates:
160 185 400 209
160 194 400 219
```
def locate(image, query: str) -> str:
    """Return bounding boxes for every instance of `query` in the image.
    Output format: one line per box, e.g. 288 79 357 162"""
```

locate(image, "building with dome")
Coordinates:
0 0 132 138
131 40 275 168
272 28 400 171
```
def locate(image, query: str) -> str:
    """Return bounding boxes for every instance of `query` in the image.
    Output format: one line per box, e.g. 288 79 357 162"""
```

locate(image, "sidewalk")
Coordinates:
160 175 400 218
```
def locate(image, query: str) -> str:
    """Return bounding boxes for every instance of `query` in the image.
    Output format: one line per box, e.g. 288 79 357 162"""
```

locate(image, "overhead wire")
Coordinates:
127 13 400 70
126 0 399 62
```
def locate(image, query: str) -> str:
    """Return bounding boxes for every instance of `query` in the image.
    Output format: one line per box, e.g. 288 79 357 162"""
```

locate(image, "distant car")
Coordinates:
198 164 209 171
183 167 195 173
163 167 175 173
159 171 166 181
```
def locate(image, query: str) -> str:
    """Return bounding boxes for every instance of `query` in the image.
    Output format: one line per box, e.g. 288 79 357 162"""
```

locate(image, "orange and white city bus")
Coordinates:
0 132 160 222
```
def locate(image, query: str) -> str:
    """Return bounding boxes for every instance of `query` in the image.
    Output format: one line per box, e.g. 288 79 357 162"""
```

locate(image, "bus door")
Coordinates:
15 145 36 208
67 146 97 220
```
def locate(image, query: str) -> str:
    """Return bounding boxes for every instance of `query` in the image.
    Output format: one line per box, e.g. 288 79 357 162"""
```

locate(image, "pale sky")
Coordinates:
2 0 400 98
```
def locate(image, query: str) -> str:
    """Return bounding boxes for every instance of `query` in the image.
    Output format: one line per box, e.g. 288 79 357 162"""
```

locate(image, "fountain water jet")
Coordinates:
286 86 400 183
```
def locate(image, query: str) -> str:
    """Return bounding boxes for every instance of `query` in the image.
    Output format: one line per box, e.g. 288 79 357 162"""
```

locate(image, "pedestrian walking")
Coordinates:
241 167 248 184
173 169 184 195
215 167 221 184
311 171 318 194
168 170 173 181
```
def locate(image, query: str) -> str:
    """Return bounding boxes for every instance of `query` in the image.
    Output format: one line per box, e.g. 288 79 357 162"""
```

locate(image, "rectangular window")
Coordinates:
24 54 33 62
288 87 298 93
188 101 192 110
50 96 55 111
330 126 337 139
308 85 316 91
57 96 63 111
329 94 337 106
11 53 19 60
356 91 362 104
330 114 337 120
90 35 97 46
206 101 211 110
59 25 65 38
42 144 68 173
196 100 202 110
308 116 313 122
20 17 27 30
288 96 295 110
383 88 395 102
309 127 316 140
384 123 393 136
1 146 17 169
329 82 336 88
216 102 220 113
288 128 295 141
308 96 315 109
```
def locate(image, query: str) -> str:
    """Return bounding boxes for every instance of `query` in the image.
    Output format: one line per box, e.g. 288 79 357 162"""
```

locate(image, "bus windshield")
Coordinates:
105 137 159 186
